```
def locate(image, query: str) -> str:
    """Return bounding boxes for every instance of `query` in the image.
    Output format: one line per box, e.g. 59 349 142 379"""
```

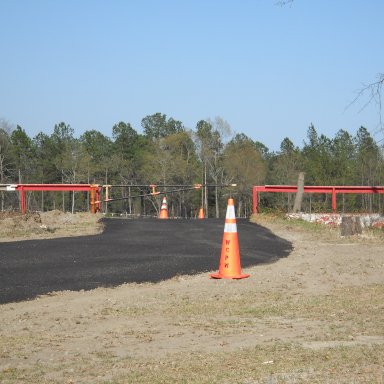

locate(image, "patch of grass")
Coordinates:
299 285 383 316
1 343 383 383
100 305 149 317
365 226 384 240
251 213 384 243
109 343 384 384
90 350 117 360
163 285 384 339
0 366 46 384
251 213 337 235
2 283 383 383
166 285 382 319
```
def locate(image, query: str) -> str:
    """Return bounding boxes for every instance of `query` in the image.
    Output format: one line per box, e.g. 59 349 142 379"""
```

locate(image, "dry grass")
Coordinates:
0 211 103 241
1 282 383 383
1 213 383 383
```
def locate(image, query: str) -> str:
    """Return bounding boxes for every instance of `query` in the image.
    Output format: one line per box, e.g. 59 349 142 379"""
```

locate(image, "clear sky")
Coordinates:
1 0 383 151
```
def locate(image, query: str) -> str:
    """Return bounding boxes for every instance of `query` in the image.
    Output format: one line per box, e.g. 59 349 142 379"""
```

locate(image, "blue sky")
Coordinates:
1 0 383 151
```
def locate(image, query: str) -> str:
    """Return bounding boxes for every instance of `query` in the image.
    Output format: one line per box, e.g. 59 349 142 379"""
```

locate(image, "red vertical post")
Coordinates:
252 187 258 214
20 186 26 214
332 188 337 212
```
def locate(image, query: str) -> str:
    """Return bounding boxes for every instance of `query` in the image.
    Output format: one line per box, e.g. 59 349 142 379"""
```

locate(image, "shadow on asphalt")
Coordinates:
0 218 292 304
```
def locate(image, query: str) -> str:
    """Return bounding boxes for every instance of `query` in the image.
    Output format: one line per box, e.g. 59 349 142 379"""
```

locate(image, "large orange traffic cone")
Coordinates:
210 198 250 279
198 207 205 219
159 196 169 219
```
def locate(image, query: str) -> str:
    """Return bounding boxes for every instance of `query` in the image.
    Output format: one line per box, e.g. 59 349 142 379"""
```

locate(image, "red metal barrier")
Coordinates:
252 185 384 214
15 184 101 214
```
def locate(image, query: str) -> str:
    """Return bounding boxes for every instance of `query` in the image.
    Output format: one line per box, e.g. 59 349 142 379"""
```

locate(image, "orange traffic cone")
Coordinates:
210 198 250 279
198 207 205 219
159 196 169 219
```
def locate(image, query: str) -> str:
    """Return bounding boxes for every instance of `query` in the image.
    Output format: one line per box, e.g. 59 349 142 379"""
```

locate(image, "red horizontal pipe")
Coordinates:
255 185 384 194
252 185 384 214
15 184 99 192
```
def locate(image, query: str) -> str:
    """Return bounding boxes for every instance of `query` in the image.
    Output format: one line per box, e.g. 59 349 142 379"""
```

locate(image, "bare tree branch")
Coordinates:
346 73 384 132
0 118 15 135
275 0 294 6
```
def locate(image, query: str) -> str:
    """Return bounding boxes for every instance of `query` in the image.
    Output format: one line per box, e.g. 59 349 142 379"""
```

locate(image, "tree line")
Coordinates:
0 115 383 217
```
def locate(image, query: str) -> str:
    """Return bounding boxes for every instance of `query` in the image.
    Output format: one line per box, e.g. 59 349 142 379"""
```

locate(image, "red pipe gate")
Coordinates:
252 185 384 214
2 183 234 215
12 184 101 214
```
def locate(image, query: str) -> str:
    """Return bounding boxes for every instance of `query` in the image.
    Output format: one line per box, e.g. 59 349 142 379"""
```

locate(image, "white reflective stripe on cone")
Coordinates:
226 205 236 219
224 223 237 233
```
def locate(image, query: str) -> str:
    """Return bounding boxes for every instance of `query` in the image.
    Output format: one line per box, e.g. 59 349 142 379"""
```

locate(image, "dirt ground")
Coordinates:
0 212 383 383
0 211 104 242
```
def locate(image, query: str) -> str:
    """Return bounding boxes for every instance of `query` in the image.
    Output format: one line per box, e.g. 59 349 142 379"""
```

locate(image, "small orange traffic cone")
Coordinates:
210 198 250 279
198 207 205 219
159 196 169 219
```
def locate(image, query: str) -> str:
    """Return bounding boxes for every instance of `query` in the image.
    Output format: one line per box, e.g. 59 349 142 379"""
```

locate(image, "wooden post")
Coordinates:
293 172 305 212
341 216 362 236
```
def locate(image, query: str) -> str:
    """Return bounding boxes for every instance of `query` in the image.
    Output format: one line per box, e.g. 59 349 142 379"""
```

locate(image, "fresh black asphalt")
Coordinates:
0 218 293 304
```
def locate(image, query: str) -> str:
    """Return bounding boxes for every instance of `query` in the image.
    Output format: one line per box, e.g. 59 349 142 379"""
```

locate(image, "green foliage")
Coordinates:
112 122 139 160
0 126 12 183
10 125 35 176
80 130 112 162
1 115 383 216
141 113 184 140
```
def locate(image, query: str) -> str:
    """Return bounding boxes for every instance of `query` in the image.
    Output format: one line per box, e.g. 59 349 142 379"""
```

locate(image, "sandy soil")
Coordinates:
0 212 383 383
0 211 103 242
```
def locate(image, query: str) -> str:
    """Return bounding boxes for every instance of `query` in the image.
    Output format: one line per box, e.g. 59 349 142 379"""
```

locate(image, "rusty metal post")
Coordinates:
90 187 96 214
96 187 101 212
